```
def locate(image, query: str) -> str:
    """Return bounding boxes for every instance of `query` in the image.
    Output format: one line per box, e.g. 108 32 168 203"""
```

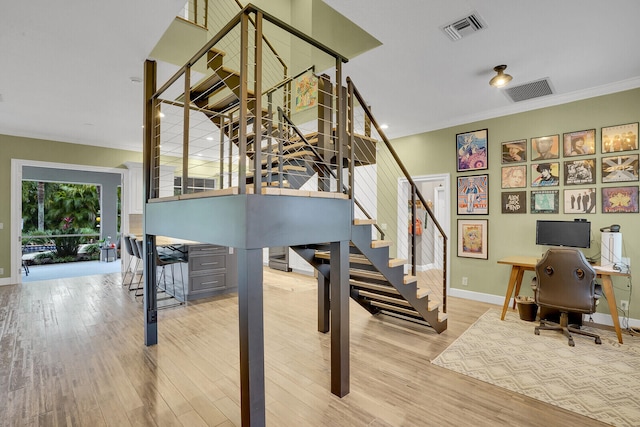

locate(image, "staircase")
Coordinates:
293 219 447 333
155 4 448 334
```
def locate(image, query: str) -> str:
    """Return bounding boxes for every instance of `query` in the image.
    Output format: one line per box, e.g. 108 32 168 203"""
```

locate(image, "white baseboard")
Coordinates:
449 287 640 329
0 277 14 286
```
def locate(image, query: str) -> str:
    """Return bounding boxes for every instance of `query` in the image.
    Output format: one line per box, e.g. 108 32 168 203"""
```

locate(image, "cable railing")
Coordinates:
147 3 446 311
346 77 448 313
149 5 347 200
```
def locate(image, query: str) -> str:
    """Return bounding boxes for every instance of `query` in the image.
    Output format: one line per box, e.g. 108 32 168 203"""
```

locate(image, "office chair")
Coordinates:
533 248 602 346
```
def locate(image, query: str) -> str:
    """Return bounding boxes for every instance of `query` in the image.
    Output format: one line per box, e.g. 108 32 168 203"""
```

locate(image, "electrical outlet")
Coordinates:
0 267 3 275
462 277 468 286
381 223 387 230
621 300 629 311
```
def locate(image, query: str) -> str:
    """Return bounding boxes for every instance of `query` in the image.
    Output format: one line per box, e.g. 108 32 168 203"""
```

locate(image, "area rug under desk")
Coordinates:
431 309 640 427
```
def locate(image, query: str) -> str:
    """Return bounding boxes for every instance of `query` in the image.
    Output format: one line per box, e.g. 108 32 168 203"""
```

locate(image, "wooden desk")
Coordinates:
497 255 629 344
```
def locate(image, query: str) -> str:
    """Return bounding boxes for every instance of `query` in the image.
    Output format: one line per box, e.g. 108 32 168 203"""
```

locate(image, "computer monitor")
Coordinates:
535 220 591 248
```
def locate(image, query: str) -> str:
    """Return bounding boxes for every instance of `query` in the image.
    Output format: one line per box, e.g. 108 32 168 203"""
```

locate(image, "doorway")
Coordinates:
10 159 126 285
397 173 451 294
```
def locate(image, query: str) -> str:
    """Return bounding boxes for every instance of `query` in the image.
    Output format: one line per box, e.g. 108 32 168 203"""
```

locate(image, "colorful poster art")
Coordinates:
294 72 318 112
456 129 488 171
457 175 488 215
601 186 639 213
531 162 560 187
457 219 488 259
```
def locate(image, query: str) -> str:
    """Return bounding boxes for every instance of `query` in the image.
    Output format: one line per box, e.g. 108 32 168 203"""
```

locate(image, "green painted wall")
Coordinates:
392 87 640 319
0 134 142 281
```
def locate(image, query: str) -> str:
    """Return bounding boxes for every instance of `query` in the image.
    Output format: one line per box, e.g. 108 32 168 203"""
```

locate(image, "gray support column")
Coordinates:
143 59 158 347
143 235 158 346
317 272 329 333
330 240 349 397
237 248 266 427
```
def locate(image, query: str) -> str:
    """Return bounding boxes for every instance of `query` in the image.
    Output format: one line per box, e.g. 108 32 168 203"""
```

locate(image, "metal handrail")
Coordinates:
278 108 385 240
347 76 448 312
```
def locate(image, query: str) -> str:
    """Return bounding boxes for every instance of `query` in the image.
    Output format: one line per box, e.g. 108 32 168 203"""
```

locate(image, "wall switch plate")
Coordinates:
462 277 468 286
0 268 3 275
621 300 629 311
0 222 3 229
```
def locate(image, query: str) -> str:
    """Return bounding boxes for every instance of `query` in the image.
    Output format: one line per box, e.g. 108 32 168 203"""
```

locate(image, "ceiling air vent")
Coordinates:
441 12 487 41
504 78 554 102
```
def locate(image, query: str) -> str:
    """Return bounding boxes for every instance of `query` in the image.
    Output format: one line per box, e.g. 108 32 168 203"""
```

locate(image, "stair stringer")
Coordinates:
350 224 447 333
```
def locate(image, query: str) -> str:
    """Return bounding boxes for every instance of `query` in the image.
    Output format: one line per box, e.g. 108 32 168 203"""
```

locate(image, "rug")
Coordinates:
432 309 640 427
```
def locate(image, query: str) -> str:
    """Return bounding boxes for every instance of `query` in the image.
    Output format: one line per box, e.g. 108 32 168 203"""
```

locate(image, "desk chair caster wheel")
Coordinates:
568 338 575 347
595 337 602 345
534 328 540 335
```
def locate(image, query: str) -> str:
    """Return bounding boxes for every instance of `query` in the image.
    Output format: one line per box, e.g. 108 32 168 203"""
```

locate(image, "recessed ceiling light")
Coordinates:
206 137 214 141
380 124 389 129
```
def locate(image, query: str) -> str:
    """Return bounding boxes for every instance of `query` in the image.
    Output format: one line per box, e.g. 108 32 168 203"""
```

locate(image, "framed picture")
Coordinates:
457 174 489 214
294 71 318 112
531 134 559 160
531 190 559 213
531 162 560 187
563 158 596 185
601 186 639 213
457 219 488 259
456 129 488 172
501 191 527 214
601 122 638 153
564 188 596 214
563 129 595 157
501 165 526 188
601 154 639 183
501 139 527 163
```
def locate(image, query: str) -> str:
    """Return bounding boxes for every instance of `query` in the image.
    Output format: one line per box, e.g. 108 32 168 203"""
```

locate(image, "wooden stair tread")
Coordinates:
261 150 314 165
427 300 441 311
349 279 400 295
403 275 417 284
371 301 419 317
388 258 406 268
358 290 412 308
416 288 431 299
349 268 384 280
247 164 308 178
371 240 392 249
353 218 376 225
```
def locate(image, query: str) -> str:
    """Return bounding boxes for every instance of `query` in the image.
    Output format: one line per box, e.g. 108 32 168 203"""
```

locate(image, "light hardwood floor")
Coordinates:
0 268 610 426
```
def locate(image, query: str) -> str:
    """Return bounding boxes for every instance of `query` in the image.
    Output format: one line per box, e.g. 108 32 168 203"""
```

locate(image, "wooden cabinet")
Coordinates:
186 244 237 300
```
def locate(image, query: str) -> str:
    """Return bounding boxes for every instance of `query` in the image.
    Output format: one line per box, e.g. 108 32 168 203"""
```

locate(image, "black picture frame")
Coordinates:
456 129 488 172
501 191 527 214
457 174 489 215
531 190 559 213
563 158 596 185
